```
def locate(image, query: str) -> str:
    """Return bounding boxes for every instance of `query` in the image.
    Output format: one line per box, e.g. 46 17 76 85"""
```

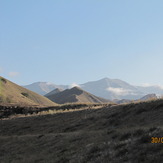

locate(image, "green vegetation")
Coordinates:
21 92 29 97
0 77 7 83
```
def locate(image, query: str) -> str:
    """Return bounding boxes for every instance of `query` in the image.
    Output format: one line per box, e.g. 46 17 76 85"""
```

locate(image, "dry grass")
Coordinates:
0 103 112 119
0 76 56 106
1 99 163 162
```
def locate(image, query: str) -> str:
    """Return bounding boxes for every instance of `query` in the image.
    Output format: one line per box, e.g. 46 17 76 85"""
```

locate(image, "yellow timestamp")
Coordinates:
151 137 163 143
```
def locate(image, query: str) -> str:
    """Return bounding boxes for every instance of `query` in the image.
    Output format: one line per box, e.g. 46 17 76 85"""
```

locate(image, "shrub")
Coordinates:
21 92 29 97
0 78 7 83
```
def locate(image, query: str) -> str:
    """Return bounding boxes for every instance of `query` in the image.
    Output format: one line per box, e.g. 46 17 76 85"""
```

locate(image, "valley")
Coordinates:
1 1 163 162
0 76 163 162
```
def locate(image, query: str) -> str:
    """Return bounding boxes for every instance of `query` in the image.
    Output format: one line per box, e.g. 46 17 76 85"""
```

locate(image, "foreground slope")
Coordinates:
45 86 110 104
0 76 56 106
1 99 163 162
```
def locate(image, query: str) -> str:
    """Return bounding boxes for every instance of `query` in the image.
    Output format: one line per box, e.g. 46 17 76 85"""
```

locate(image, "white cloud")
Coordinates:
46 82 54 85
141 83 163 90
141 83 153 87
107 87 132 96
69 82 80 88
8 72 20 77
157 85 163 90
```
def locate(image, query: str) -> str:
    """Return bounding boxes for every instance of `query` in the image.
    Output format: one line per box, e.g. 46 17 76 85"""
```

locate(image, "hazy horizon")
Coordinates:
1 1 163 86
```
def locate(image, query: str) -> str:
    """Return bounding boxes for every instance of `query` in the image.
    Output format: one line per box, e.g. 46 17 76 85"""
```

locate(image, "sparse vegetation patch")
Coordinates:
21 92 29 97
0 78 7 83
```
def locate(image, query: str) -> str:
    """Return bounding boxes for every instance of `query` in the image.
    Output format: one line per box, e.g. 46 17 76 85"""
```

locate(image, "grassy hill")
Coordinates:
45 86 110 104
0 76 56 106
1 99 163 162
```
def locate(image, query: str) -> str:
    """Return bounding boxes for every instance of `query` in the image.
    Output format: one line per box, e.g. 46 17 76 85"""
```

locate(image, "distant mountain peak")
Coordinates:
101 77 110 80
45 88 63 97
67 87 84 95
71 86 83 91
140 94 157 101
24 82 68 95
55 88 63 91
98 77 110 82
45 86 110 104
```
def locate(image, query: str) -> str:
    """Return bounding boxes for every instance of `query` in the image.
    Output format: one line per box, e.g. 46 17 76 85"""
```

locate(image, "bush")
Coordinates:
0 78 7 83
21 92 29 97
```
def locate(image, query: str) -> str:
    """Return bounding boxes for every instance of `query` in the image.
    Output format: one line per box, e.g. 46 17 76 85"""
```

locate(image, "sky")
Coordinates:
1 0 163 86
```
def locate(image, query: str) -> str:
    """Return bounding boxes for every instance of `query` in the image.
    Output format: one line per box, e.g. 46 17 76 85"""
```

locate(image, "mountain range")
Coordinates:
24 82 68 95
24 78 163 100
45 87 110 104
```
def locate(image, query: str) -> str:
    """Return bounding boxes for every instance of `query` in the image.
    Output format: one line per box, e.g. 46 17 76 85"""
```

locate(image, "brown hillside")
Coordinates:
45 88 63 96
45 86 110 104
0 76 56 106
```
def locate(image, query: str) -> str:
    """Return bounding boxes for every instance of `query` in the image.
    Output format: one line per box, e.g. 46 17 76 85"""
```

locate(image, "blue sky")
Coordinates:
1 0 163 85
